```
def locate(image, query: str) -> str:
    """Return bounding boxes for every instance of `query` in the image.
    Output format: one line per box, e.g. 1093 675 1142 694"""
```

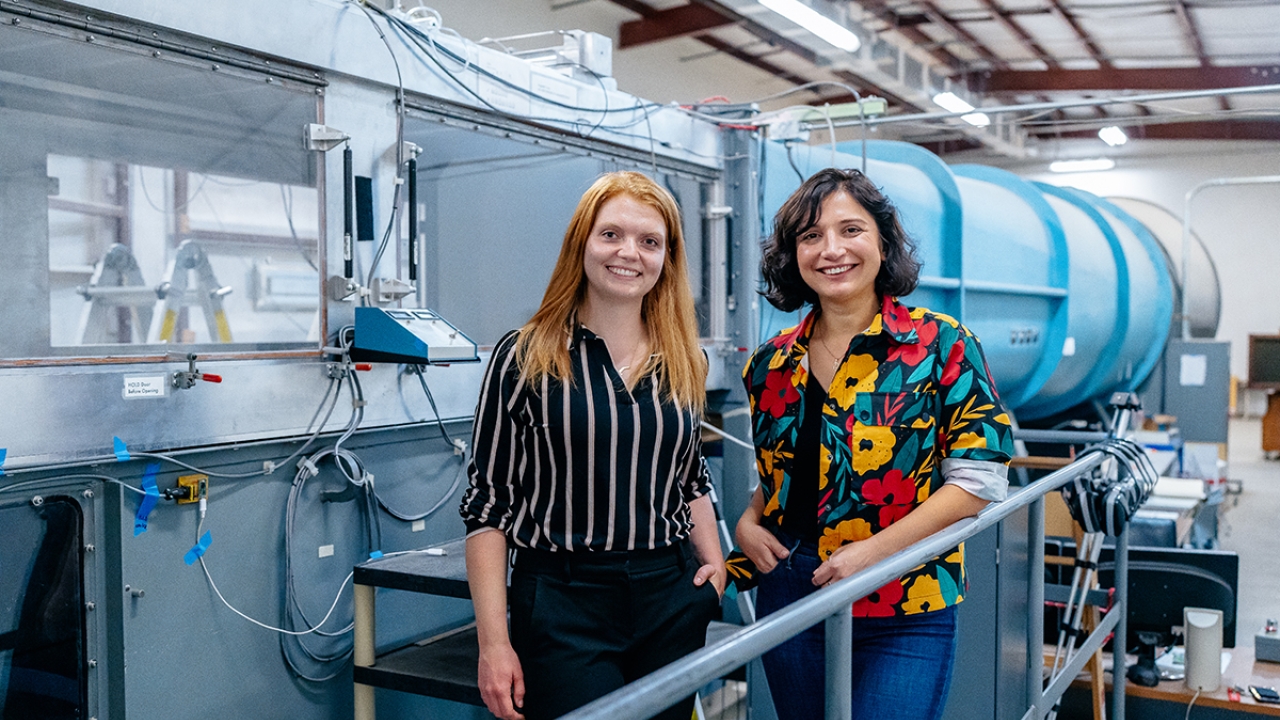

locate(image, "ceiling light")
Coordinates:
1049 158 1116 173
758 0 861 52
932 92 974 113
1098 126 1128 147
932 93 990 126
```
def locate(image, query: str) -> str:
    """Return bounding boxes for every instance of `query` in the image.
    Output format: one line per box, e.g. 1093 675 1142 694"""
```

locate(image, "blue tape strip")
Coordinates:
368 550 384 560
113 437 130 462
133 464 161 537
0 447 6 476
184 531 213 566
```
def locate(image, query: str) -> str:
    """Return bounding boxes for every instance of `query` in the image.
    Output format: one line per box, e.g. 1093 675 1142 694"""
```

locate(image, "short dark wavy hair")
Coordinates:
761 168 921 312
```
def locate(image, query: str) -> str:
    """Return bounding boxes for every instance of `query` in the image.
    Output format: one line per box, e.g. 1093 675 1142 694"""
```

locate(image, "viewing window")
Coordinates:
0 16 322 362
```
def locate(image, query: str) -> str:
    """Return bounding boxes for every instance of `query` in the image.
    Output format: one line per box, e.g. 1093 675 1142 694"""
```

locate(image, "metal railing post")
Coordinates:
1027 495 1046 719
825 606 853 720
1111 527 1129 720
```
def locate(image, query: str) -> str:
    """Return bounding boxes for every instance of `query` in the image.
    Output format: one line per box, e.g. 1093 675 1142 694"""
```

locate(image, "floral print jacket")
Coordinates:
726 296 1014 616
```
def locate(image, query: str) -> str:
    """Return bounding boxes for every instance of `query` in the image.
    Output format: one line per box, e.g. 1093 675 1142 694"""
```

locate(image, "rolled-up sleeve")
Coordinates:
937 327 1014 501
459 332 523 536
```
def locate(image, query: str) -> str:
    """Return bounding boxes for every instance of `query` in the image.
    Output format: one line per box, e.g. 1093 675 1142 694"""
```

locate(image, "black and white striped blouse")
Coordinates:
459 327 711 552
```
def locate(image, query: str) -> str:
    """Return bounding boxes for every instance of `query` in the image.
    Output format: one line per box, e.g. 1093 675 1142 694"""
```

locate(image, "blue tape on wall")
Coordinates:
134 464 161 536
0 447 6 476
113 437 131 462
184 531 212 566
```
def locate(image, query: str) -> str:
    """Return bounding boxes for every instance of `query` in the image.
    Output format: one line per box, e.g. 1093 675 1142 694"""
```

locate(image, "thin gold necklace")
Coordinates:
813 323 848 374
614 338 648 376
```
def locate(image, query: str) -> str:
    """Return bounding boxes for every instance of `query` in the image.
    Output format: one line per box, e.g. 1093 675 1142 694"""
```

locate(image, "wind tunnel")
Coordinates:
758 139 1215 421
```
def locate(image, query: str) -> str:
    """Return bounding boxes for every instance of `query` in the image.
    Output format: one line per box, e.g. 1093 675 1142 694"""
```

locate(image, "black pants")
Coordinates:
509 541 719 720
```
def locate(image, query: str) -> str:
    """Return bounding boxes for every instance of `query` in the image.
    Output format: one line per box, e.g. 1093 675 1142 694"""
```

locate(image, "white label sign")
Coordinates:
1180 353 1207 387
1062 337 1076 357
123 375 168 399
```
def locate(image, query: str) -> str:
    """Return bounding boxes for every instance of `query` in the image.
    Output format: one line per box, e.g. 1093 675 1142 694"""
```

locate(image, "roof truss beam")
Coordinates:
619 3 733 48
982 66 1280 93
1037 120 1280 142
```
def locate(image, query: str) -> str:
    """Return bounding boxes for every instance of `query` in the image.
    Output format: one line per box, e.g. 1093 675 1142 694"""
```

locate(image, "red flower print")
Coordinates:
887 320 938 366
854 579 905 618
878 503 913 527
882 297 914 336
861 469 915 506
940 341 966 386
759 368 800 418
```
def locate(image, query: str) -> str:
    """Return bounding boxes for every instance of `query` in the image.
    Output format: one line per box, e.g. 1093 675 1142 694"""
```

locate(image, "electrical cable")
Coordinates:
1185 687 1201 720
785 143 805 183
126 374 345 479
199 559 355 638
352 0 408 300
369 364 470 522
0 473 146 496
409 365 458 448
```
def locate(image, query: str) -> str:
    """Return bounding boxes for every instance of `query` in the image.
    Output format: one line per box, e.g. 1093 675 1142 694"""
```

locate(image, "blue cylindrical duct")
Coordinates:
757 139 1181 420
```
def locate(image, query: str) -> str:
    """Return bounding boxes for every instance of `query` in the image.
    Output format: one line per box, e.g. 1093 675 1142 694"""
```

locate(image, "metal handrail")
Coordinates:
562 452 1110 720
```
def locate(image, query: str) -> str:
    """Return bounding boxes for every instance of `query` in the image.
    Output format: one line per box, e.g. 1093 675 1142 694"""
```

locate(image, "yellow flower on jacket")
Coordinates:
850 422 895 473
819 444 832 490
758 442 792 488
818 517 873 559
902 575 944 614
828 354 878 410
954 431 987 451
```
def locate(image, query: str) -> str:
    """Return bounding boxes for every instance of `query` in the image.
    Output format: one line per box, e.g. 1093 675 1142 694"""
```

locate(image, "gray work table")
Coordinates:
352 538 485 720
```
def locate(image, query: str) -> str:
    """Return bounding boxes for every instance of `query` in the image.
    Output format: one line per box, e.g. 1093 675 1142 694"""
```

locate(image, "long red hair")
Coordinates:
515 171 706 412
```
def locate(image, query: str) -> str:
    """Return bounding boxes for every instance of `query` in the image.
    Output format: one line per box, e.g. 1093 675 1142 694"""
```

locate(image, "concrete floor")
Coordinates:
1219 417 1280 648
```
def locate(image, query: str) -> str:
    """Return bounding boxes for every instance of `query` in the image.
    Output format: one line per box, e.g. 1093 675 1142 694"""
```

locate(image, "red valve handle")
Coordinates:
201 374 222 383
355 363 373 372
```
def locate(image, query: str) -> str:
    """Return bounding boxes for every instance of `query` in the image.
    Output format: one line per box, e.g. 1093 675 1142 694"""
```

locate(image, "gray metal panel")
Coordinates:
0 358 483 468
996 511 1031 720
426 154 604 346
87 425 474 720
1161 339 1231 444
947 525 999 720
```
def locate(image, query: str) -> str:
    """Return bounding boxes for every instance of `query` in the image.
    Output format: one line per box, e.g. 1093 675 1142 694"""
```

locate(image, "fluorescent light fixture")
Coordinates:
1098 125 1128 147
758 0 861 52
1049 158 1116 173
932 91 974 113
932 92 990 126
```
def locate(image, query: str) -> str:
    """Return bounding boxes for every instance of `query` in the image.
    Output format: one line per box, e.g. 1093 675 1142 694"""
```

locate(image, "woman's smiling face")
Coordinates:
794 190 883 310
582 193 667 307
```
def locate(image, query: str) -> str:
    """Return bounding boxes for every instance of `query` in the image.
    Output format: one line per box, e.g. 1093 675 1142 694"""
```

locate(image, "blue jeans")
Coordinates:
756 530 958 720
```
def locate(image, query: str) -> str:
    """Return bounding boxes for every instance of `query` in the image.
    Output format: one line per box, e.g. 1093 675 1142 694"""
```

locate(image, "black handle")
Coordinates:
408 156 418 282
343 146 353 279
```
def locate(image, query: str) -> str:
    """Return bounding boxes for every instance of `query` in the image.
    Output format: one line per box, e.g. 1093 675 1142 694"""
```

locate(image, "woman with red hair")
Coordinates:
461 171 724 720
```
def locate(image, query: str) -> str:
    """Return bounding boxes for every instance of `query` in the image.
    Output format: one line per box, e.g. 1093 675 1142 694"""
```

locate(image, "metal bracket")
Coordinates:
327 275 362 302
371 277 414 305
305 123 349 152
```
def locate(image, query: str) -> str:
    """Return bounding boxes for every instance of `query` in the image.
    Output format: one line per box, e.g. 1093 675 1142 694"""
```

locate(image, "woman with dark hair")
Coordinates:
461 171 724 720
727 168 1014 720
